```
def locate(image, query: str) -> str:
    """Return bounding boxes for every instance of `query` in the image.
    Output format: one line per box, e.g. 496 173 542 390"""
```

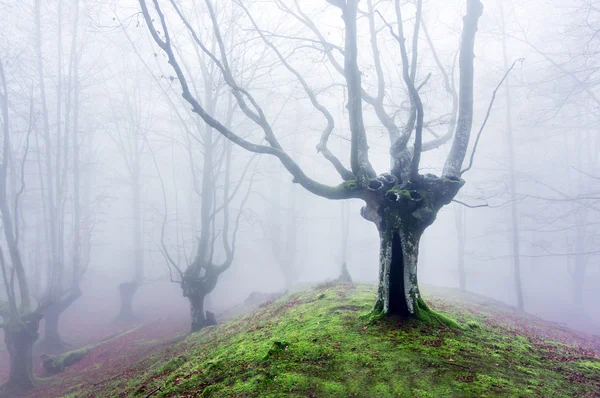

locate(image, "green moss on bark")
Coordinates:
41 348 90 374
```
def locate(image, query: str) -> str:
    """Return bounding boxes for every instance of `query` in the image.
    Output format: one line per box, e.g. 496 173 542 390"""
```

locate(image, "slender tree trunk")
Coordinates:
455 204 466 291
572 259 585 313
116 166 143 322
572 208 587 314
500 6 524 311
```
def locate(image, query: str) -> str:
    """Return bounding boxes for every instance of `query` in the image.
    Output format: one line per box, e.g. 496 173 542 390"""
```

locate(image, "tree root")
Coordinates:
413 297 462 329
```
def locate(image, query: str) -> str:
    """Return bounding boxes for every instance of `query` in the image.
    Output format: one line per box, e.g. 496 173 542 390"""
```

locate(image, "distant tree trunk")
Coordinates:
501 6 524 311
41 0 82 348
572 258 585 313
339 199 350 278
571 169 587 313
40 287 81 350
42 306 62 350
455 203 466 291
115 165 143 322
0 56 40 391
116 282 139 322
269 161 297 290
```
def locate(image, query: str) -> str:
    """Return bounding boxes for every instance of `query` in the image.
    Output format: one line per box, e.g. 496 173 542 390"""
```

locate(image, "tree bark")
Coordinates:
374 212 424 316
41 305 63 350
188 292 206 333
182 272 219 333
365 175 463 322
115 282 139 322
40 288 81 350
4 318 41 390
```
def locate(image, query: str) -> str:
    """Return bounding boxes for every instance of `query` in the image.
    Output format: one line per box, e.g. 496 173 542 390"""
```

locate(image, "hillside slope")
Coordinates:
64 283 600 398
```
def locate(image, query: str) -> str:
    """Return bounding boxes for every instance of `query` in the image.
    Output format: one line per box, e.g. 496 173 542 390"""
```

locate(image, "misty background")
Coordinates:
0 0 598 337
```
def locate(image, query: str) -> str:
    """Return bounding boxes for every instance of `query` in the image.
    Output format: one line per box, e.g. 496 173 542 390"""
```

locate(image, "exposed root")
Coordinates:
365 300 387 323
414 297 462 329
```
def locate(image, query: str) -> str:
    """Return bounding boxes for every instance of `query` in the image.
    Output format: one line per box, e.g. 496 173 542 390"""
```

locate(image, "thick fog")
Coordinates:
1 0 599 387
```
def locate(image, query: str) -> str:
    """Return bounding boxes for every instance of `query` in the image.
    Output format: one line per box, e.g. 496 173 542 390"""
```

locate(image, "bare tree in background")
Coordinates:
454 203 467 291
107 75 149 322
153 27 257 331
34 0 88 350
138 0 488 322
268 163 299 290
0 56 47 391
500 4 525 311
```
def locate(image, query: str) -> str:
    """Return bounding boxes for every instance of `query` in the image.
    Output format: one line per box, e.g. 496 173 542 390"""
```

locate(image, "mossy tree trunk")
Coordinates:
188 292 206 333
4 317 42 390
115 282 139 322
374 214 425 316
363 174 463 320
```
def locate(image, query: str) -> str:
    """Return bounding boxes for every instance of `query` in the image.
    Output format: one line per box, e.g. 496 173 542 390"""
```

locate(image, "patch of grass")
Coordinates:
82 284 599 397
466 320 480 329
578 360 600 371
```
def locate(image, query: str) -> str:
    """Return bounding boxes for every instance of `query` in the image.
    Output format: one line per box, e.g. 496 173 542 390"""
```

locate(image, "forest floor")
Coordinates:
2 283 600 397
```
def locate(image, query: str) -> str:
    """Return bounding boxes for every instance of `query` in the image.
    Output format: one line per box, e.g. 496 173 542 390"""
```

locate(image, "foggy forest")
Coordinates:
1 0 599 396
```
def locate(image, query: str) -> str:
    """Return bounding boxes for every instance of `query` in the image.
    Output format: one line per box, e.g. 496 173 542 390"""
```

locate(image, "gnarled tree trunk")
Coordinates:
375 217 424 316
188 292 206 333
364 174 463 321
181 271 219 333
4 317 42 390
40 288 81 350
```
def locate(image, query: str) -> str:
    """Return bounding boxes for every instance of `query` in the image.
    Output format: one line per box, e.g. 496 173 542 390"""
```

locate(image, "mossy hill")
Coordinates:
73 283 600 398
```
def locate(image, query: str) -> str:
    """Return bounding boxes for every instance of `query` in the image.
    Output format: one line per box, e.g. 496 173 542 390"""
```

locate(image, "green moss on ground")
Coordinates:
85 285 600 397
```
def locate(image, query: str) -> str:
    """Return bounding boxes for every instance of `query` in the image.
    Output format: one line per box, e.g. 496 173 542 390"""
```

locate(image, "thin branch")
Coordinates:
460 58 524 176
143 135 183 278
237 0 353 181
138 0 360 200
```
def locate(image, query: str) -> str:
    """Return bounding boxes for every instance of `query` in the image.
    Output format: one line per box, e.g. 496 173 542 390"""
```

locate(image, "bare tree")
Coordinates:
150 21 257 331
138 0 488 322
500 4 525 311
106 74 150 322
268 165 299 290
35 0 87 350
0 56 46 391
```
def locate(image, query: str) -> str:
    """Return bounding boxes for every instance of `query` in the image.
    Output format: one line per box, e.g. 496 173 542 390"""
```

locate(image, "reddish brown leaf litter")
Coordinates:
0 313 188 398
